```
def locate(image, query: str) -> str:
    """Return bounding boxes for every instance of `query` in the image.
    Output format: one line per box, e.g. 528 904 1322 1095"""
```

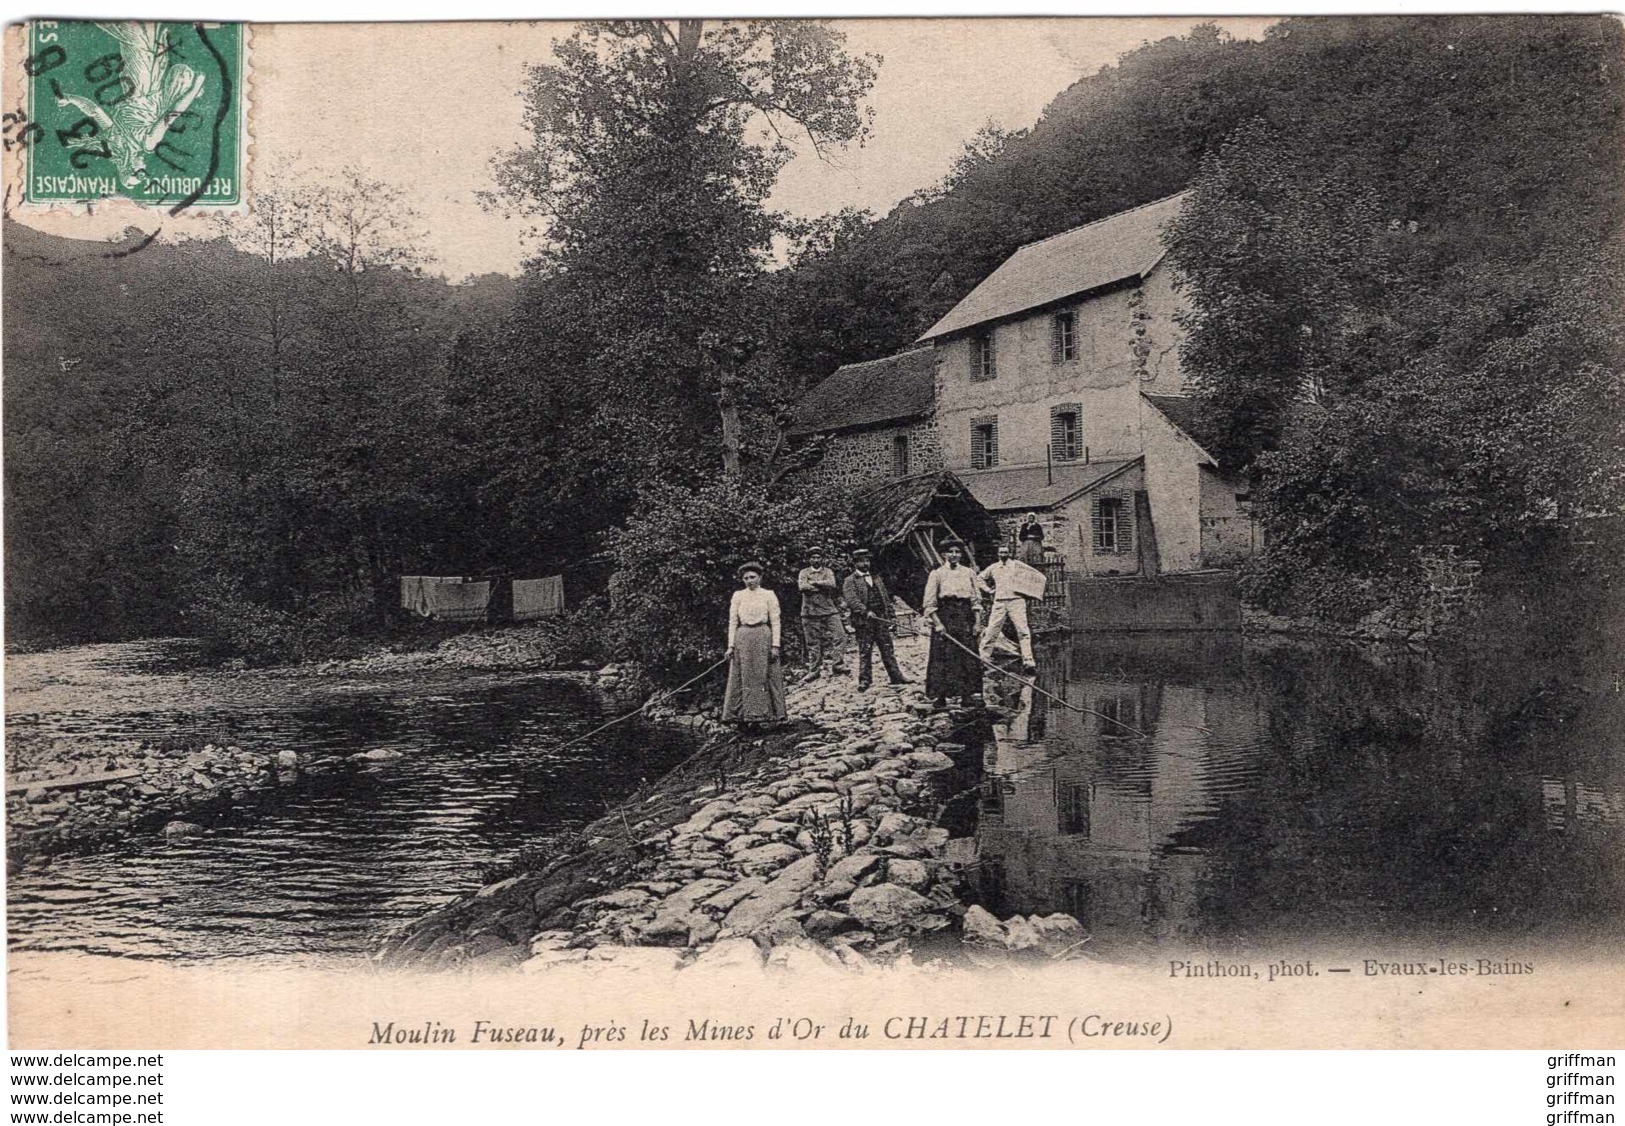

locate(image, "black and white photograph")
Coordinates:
3 14 1622 1057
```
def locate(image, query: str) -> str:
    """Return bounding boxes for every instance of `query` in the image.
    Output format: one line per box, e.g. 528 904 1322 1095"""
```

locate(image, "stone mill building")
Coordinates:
791 191 1259 577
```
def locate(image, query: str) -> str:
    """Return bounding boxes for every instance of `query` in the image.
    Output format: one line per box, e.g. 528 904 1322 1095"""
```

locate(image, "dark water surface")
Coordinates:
6 642 696 964
8 634 1623 968
970 634 1625 961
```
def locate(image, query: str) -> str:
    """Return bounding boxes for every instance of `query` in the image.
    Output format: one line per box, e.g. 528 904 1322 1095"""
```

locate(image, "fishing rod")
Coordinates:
556 654 731 751
903 616 1151 738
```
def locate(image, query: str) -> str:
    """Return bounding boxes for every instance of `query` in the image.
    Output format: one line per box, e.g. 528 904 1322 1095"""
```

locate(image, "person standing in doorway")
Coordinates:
841 548 908 691
923 539 987 709
722 562 787 727
1016 511 1046 565
796 547 847 684
979 542 1037 674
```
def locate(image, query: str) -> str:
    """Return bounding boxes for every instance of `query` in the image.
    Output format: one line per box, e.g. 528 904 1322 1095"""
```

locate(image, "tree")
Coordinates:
486 20 878 503
1163 16 1625 618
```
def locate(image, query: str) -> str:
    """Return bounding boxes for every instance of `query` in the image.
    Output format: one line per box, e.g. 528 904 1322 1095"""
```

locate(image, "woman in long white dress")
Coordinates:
722 562 787 725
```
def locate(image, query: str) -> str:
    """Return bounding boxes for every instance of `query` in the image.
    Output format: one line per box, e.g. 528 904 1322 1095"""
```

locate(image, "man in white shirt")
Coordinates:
978 542 1037 673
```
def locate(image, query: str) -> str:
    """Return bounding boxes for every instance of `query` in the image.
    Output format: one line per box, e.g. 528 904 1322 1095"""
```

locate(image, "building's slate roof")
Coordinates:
1142 394 1217 465
789 347 936 436
959 458 1142 513
852 469 1002 549
919 192 1189 341
1142 394 1201 439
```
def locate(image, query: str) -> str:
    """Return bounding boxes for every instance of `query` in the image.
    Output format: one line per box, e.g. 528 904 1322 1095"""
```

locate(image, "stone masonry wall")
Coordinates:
797 417 943 492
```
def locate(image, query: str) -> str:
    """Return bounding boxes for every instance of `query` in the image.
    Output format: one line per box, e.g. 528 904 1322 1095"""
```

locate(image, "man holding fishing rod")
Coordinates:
978 542 1039 676
841 547 909 691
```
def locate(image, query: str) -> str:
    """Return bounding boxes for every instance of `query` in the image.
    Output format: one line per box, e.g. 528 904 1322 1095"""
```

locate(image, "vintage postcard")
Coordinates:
4 16 1622 1051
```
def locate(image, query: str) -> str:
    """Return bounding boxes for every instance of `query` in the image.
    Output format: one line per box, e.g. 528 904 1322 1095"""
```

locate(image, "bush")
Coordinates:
189 576 377 666
524 593 612 668
606 478 854 674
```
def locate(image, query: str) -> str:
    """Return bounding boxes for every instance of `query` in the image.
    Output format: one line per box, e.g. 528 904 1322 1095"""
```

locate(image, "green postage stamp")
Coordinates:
21 20 244 208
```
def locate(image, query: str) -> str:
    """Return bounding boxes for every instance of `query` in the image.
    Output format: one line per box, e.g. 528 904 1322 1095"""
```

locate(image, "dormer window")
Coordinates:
972 331 997 381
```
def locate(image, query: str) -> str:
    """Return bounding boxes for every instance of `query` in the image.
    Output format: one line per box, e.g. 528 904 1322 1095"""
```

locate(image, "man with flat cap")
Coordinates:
841 548 908 691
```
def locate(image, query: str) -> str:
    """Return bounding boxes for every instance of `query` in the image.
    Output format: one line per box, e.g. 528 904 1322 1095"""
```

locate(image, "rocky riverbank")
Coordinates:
4 728 385 863
3 630 606 864
379 634 1092 976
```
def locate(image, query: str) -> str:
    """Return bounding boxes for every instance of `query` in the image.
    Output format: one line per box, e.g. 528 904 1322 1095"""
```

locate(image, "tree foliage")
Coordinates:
606 478 853 672
3 172 512 656
1162 16 1625 615
484 20 878 505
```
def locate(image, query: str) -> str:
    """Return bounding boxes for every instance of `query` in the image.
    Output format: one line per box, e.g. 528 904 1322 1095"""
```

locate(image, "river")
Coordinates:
969 633 1625 961
6 633 1622 968
5 641 697 965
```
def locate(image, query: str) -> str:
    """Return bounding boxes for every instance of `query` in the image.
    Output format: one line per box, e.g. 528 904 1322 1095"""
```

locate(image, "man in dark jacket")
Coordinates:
841 548 909 690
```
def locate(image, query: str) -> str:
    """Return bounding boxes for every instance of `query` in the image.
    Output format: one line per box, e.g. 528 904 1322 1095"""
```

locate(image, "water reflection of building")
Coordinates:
1542 777 1625 831
976 658 1262 951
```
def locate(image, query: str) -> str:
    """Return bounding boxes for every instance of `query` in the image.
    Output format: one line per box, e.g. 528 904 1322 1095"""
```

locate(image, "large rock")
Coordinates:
686 938 765 974
582 888 654 911
804 909 858 939
810 878 858 905
905 749 955 771
676 800 736 835
721 855 822 933
163 821 205 838
733 842 803 872
874 812 925 843
584 946 685 973
723 833 766 856
1032 913 1087 955
1003 914 1042 953
704 878 764 911
827 853 883 884
886 859 930 889
846 883 930 931
703 819 744 843
961 904 1005 946
766 940 848 976
637 903 712 946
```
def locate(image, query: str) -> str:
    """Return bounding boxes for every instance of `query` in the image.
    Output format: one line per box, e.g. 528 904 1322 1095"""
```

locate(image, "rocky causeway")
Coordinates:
379 634 1092 976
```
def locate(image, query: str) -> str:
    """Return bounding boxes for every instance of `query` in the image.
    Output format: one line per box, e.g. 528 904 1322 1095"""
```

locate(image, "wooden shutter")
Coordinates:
1090 496 1105 551
985 418 998 467
1118 496 1134 555
971 423 987 470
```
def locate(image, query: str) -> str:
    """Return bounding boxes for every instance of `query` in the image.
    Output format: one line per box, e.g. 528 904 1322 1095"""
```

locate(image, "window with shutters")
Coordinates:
1050 404 1081 461
1091 494 1134 554
1051 311 1077 363
891 433 910 477
971 331 997 381
970 417 999 470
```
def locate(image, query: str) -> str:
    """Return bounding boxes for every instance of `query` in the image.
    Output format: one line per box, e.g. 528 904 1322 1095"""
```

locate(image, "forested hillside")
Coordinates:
6 16 1620 659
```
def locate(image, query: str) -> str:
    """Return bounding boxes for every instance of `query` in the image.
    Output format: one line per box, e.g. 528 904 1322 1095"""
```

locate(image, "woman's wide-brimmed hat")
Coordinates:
938 536 966 552
737 560 766 578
